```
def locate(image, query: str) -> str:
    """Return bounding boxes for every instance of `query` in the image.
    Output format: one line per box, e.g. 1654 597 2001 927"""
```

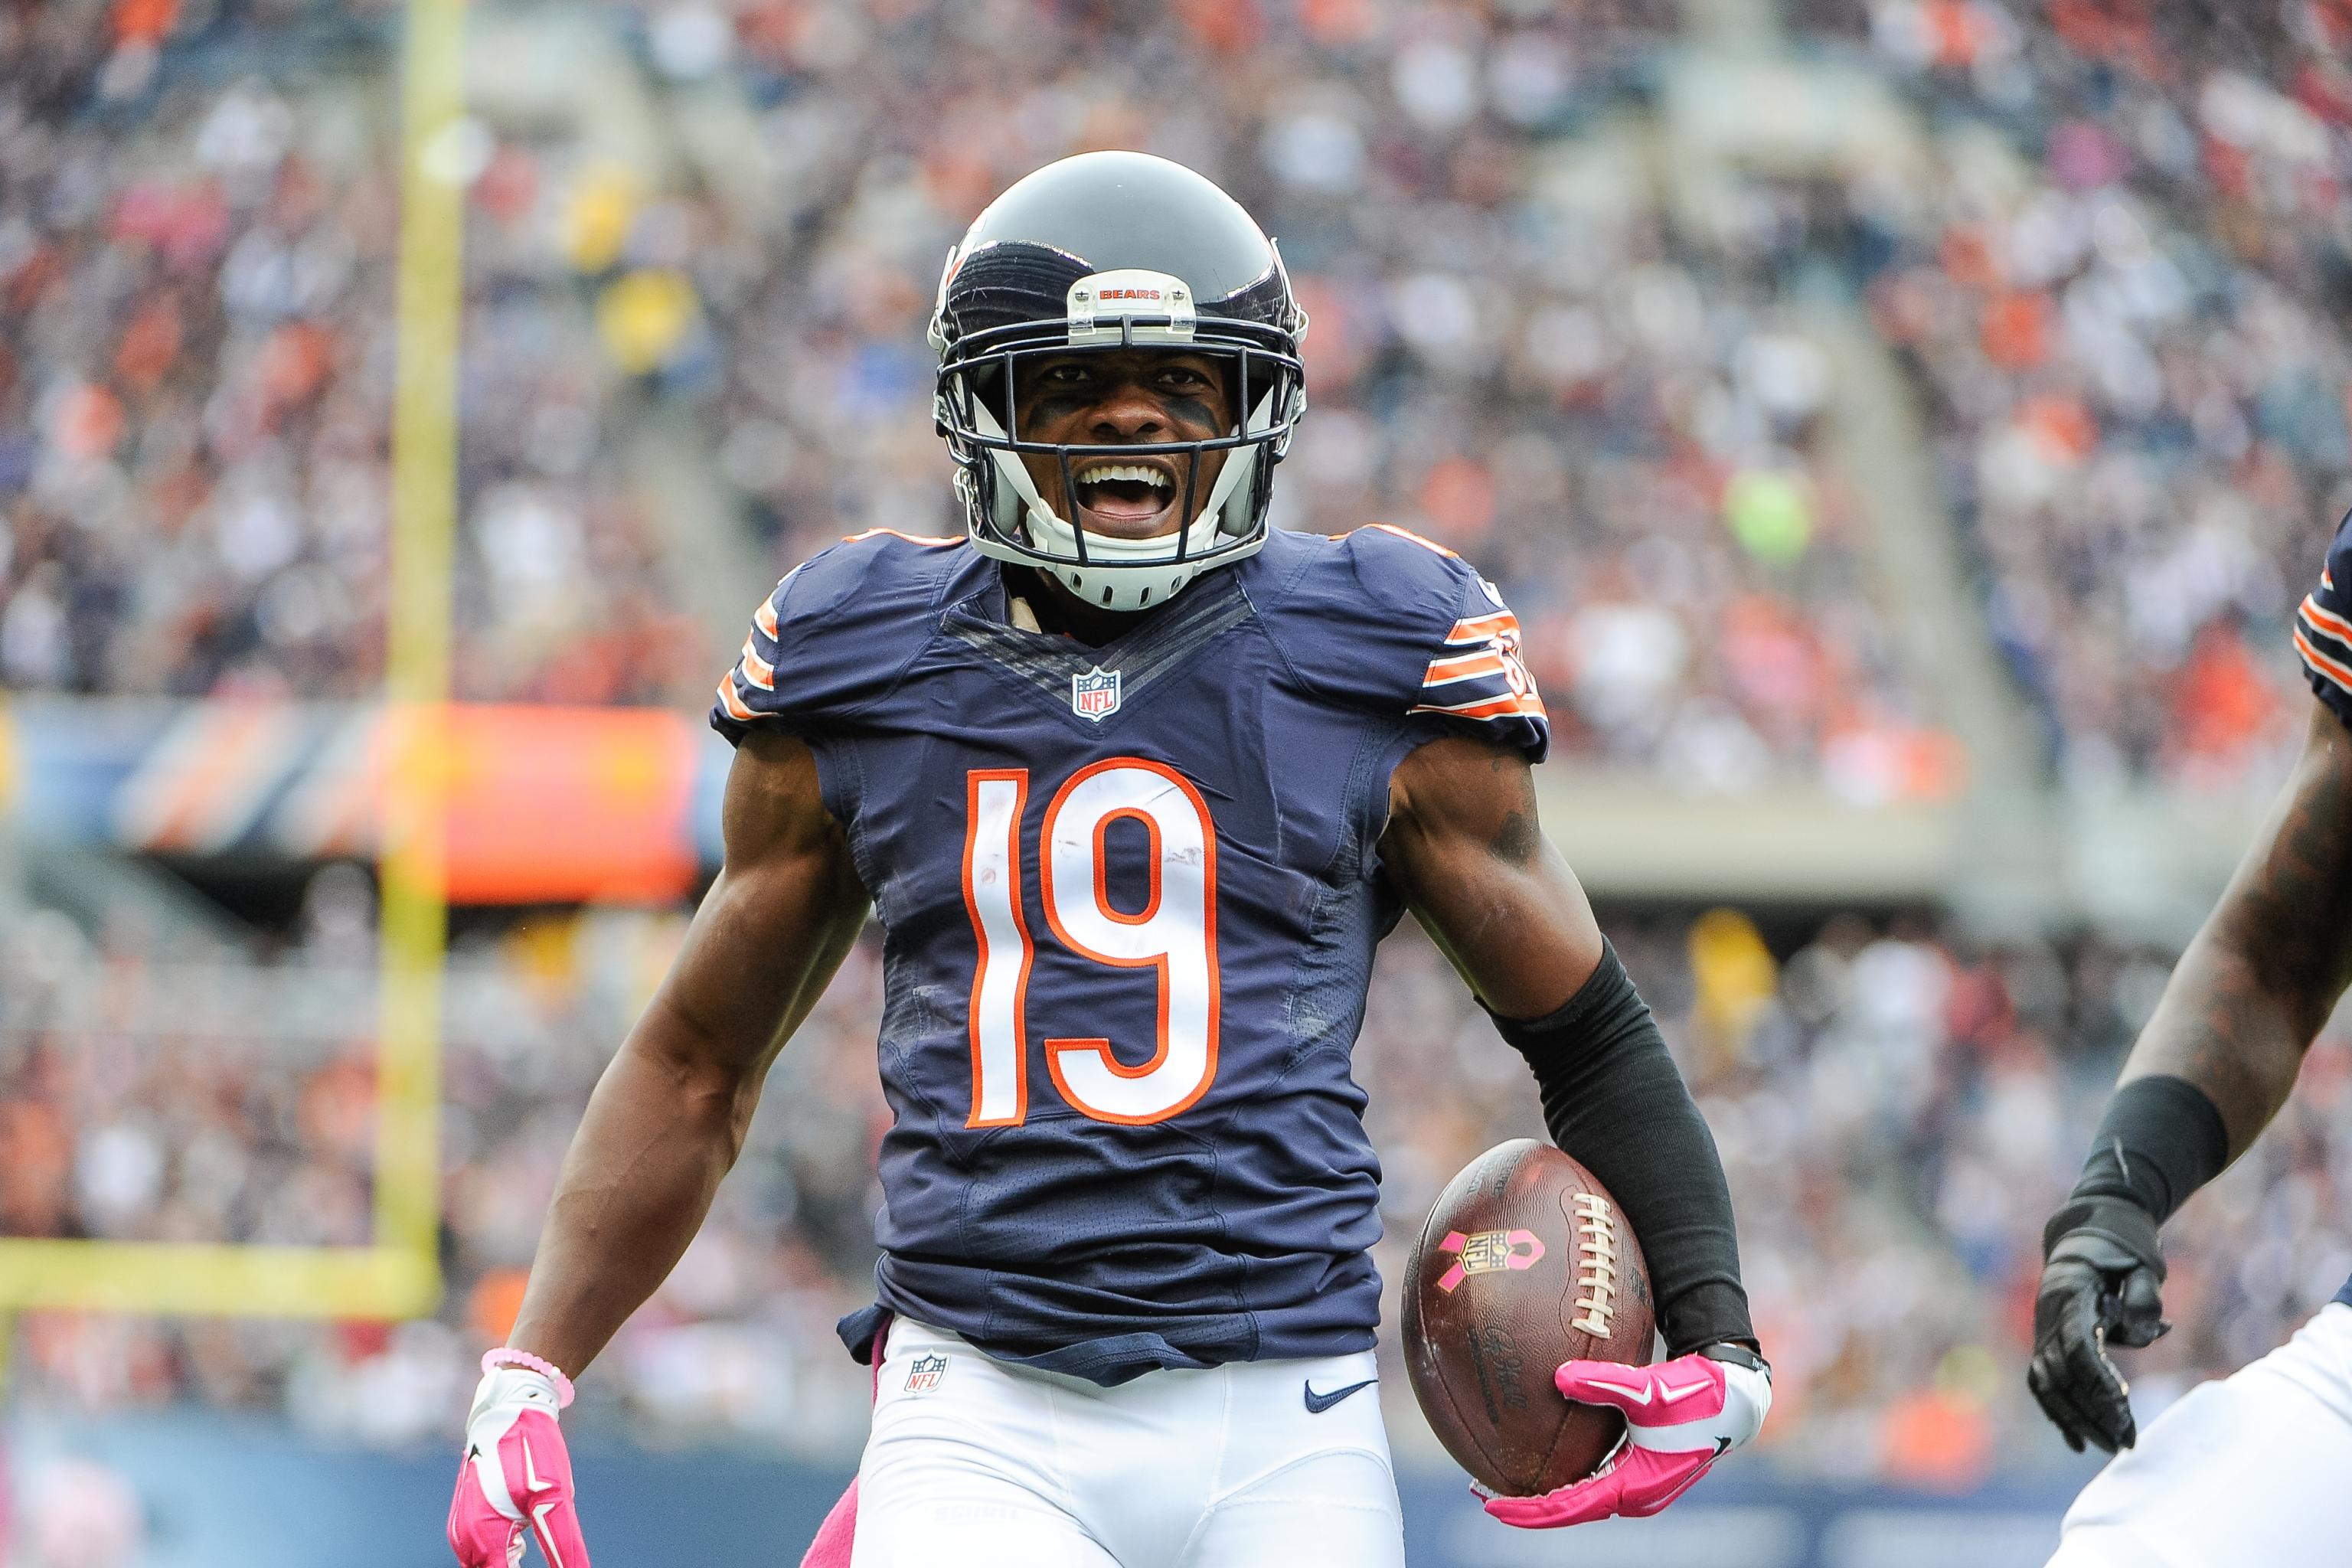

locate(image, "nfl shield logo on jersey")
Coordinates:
904 1354 949 1394
1071 667 1122 721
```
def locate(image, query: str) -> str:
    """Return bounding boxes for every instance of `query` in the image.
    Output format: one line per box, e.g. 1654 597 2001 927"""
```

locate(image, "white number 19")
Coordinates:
959 758 1220 1128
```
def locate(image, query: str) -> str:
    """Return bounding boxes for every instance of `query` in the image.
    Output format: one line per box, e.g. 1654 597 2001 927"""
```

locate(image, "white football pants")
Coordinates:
2047 1302 2352 1568
849 1318 1406 1568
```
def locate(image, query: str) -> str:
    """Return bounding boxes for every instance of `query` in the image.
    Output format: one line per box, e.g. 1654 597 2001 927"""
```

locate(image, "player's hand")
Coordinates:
449 1362 589 1568
2030 1195 2167 1454
1481 1347 1771 1529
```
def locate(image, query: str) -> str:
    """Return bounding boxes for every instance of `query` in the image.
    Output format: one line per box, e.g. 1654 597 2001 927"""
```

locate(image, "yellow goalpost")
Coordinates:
0 0 466 1321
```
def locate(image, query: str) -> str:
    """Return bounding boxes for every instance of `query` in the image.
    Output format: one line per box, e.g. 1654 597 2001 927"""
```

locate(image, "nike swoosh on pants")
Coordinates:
1303 1378 1377 1413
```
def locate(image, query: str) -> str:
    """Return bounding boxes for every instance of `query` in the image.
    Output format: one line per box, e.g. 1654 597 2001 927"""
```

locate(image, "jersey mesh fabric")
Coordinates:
712 526 1547 1385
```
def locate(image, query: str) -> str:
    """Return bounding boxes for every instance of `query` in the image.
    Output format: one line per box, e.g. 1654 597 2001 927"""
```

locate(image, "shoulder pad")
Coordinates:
710 531 965 743
1262 526 1549 761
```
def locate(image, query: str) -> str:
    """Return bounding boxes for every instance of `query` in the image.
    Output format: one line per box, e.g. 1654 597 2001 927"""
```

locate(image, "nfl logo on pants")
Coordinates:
1072 667 1122 720
904 1354 948 1393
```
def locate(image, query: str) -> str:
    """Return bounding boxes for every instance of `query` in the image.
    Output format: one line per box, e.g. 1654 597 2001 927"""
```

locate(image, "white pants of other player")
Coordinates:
851 1318 1406 1568
2049 1301 2352 1568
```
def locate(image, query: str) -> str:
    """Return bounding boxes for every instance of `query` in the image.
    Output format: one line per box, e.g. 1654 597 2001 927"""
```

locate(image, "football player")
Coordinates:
448 153 1770 1568
2031 511 2352 1566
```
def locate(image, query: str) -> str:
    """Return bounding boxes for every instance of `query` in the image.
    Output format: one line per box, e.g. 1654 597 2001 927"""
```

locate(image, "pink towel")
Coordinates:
798 1479 858 1568
799 1316 887 1566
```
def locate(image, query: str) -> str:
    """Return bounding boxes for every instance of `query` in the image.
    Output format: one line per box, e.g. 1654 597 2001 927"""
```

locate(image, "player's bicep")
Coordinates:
1381 733 1602 1019
639 730 870 1080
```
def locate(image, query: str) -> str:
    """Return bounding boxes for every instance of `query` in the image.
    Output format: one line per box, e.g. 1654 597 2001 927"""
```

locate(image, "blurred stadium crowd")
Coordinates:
2 0 1945 791
1821 0 2352 787
5 0 2352 1499
4 1 2344 791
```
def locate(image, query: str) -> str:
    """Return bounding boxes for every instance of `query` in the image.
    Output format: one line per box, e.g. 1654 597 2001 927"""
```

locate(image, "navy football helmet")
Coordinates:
929 152 1308 612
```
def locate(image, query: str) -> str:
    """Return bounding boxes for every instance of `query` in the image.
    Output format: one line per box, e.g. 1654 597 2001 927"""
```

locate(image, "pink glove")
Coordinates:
449 1364 590 1568
1484 1349 1771 1530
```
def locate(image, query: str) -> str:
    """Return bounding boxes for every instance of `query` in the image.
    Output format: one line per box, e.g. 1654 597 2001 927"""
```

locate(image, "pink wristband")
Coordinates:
482 1348 576 1408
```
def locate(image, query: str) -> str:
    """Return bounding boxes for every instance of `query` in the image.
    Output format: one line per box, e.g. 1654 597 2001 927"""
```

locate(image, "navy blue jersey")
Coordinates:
2296 511 2352 733
710 524 1548 1385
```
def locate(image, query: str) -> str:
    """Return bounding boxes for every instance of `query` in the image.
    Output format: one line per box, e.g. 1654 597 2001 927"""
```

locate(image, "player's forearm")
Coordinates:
505 1014 762 1378
2119 710 2352 1158
1494 943 1755 1355
2120 932 2318 1162
1382 737 1750 1347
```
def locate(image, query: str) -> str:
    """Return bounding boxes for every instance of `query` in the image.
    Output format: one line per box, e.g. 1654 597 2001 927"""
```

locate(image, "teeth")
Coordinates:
1074 462 1172 489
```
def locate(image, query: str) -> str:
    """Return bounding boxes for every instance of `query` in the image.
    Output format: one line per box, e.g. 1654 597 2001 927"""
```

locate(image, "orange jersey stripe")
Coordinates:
716 675 758 722
2301 593 2352 647
1443 610 1518 645
2295 626 2352 694
754 596 781 641
1410 691 1548 721
1351 521 1459 558
738 636 776 691
1422 651 1510 686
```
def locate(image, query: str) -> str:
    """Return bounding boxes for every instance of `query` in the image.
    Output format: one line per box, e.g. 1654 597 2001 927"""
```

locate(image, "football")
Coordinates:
1402 1138 1656 1496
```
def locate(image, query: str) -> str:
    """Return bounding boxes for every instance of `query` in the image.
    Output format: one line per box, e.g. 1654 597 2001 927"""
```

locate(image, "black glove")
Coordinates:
2028 1196 2169 1454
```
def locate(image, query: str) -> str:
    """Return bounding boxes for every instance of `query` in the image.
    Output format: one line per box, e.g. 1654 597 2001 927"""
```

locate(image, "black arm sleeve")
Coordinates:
2065 1074 2229 1227
1491 940 1756 1357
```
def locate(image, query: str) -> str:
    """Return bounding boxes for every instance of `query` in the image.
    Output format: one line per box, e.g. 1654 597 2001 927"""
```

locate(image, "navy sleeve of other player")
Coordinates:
709 530 962 746
2295 510 2352 733
1272 524 1550 763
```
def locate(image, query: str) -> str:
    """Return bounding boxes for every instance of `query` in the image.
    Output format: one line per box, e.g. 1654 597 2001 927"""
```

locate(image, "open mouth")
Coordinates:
1071 459 1179 529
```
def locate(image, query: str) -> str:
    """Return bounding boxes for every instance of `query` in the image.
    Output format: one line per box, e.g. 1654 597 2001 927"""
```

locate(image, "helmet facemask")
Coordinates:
933 266 1307 613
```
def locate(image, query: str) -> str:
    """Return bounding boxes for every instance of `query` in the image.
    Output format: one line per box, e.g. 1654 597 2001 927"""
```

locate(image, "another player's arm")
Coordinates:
2033 700 2352 1452
1383 733 1759 1361
2123 701 2352 1145
506 729 870 1379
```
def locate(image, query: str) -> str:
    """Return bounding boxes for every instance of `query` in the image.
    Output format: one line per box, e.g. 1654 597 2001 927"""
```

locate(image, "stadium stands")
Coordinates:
2 0 1947 790
0 4 705 707
1819 0 2352 786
